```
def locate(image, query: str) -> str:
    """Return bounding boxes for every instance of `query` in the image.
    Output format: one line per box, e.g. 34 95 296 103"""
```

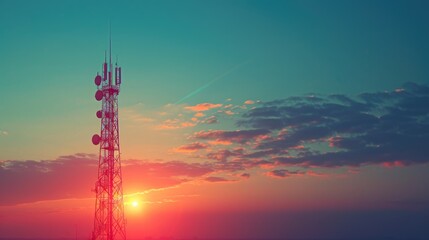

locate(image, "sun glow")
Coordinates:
125 198 144 215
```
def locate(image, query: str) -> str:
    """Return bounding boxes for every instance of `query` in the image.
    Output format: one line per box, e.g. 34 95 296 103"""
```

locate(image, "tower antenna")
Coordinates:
91 27 126 240
109 21 112 69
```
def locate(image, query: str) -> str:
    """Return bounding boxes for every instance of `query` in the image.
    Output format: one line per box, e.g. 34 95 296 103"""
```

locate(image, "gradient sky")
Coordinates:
1 0 429 239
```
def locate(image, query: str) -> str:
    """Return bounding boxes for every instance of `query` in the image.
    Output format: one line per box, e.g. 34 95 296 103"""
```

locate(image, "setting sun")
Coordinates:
131 201 139 208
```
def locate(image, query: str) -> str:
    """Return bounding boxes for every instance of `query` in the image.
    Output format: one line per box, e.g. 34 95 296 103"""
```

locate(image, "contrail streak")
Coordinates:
174 59 251 104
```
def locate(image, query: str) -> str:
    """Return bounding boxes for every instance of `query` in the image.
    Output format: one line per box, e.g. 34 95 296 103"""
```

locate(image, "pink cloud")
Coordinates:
328 136 342 147
174 142 209 153
382 160 406 168
0 154 214 206
181 122 197 127
224 110 234 115
291 145 305 150
244 100 255 105
208 139 232 145
185 103 223 112
157 119 196 129
306 170 329 177
194 112 205 118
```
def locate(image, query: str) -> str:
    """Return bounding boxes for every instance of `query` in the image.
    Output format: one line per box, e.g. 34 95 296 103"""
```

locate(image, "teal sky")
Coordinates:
2 0 429 102
2 0 429 159
1 0 429 158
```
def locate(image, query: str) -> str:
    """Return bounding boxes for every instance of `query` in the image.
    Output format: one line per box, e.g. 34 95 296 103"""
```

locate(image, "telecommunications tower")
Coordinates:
91 34 126 240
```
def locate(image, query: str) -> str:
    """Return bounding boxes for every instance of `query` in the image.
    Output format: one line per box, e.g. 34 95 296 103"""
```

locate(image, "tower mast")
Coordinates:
91 32 125 240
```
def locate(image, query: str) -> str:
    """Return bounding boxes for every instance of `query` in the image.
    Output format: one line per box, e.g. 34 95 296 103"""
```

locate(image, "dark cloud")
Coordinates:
266 169 305 178
194 129 270 143
206 148 245 162
204 176 232 182
197 82 429 168
243 149 285 159
240 173 250 178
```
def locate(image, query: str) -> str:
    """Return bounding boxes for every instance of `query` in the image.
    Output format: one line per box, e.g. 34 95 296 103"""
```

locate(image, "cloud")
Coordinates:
204 176 232 182
194 112 205 118
208 139 233 145
223 110 235 115
0 153 97 206
192 82 429 169
201 115 218 124
157 119 196 130
0 154 214 206
0 130 8 136
382 160 406 168
206 149 242 161
265 169 329 178
240 173 250 178
244 100 255 105
185 103 222 112
266 169 305 178
194 129 270 144
174 142 208 153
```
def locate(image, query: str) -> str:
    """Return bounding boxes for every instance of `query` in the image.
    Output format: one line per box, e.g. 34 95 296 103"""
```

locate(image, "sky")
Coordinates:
1 0 429 239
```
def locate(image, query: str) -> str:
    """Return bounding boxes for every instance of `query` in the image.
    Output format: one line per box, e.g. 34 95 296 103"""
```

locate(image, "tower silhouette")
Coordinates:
91 35 126 240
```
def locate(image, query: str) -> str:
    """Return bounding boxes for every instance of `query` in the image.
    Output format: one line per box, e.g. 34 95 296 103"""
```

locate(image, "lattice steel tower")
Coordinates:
91 35 126 240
